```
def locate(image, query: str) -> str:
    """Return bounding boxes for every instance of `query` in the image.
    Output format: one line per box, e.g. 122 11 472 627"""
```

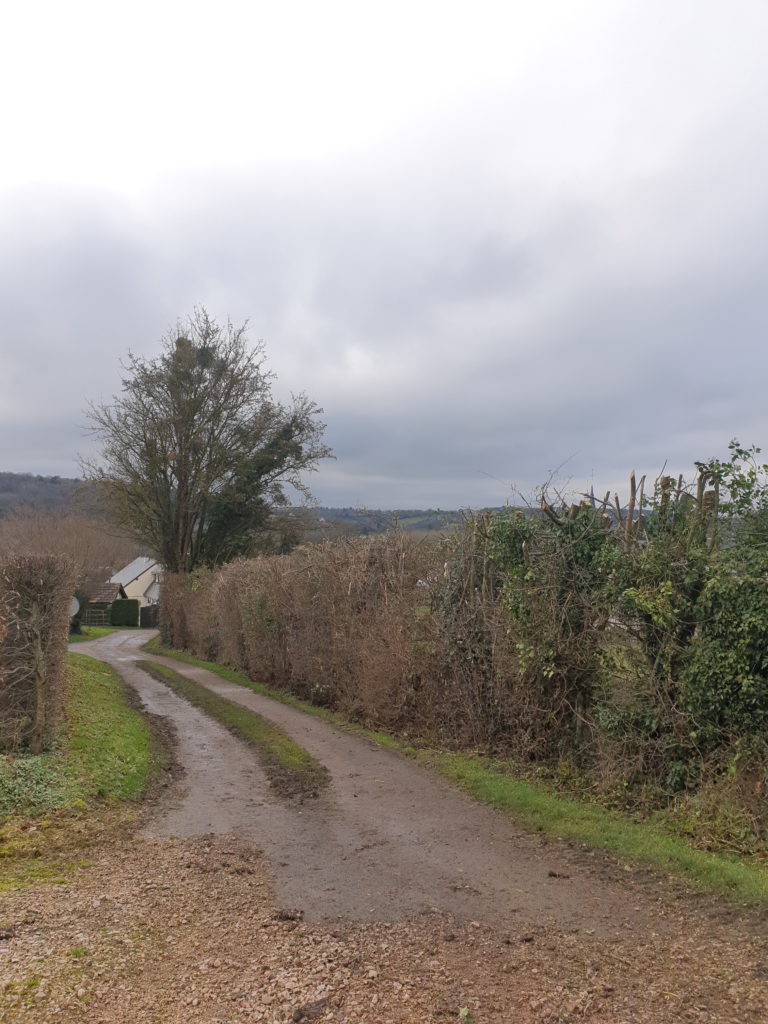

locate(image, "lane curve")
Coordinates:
72 630 668 937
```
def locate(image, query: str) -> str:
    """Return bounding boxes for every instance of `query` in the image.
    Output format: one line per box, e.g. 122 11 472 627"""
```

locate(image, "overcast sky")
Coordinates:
2 1 768 508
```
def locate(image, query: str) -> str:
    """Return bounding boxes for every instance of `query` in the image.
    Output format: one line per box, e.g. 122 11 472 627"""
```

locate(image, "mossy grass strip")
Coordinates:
64 653 154 802
137 660 328 800
142 638 768 905
1 654 152 819
1 652 157 888
140 636 398 747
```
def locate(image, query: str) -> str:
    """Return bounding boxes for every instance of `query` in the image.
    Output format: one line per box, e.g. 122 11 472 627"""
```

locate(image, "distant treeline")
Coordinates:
0 472 513 536
308 506 517 535
0 473 89 518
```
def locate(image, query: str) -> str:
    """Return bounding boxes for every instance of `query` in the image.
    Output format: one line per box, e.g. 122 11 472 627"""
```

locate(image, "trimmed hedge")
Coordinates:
110 599 139 627
0 555 76 752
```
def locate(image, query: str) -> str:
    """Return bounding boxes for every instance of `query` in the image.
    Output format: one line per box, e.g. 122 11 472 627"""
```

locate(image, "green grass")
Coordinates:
68 625 140 643
137 660 328 798
144 637 768 905
414 750 768 904
68 625 117 642
0 654 152 819
140 636 400 748
64 653 153 801
0 652 159 887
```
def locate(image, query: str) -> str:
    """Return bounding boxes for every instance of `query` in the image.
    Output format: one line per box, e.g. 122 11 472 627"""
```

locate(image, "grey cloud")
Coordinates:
4 58 768 509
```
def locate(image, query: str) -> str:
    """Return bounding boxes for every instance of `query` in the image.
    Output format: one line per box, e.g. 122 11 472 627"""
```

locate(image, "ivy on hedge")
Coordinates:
684 550 768 740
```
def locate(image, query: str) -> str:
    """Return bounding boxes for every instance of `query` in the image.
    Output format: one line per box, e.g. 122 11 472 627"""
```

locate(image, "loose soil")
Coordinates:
1 629 767 1022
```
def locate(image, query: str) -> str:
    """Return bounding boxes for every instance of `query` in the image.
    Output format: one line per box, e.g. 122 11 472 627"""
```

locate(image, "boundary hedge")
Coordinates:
0 555 75 752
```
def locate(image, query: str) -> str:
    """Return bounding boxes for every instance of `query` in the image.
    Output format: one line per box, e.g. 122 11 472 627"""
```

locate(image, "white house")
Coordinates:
109 556 163 608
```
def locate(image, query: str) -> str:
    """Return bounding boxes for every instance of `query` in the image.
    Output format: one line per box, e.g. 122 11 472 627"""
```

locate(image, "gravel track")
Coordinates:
0 630 766 1022
2 835 767 1023
78 630 670 937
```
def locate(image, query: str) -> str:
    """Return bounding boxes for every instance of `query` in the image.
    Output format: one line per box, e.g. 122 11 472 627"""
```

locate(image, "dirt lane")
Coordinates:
73 632 686 939
1 631 765 1022
4 834 766 1024
109 652 274 836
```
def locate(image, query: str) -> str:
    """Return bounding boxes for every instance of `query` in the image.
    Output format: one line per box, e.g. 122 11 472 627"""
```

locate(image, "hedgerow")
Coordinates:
0 555 75 752
161 441 768 850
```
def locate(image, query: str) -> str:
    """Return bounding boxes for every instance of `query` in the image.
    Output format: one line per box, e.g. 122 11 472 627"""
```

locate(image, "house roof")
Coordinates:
88 582 126 604
109 556 158 587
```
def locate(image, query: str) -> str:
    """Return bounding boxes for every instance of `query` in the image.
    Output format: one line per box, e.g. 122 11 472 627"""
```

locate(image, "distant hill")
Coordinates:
0 472 516 536
310 507 483 535
304 506 533 538
0 472 90 518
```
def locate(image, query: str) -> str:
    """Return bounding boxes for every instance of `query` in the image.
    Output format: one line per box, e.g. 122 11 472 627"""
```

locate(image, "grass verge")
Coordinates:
142 638 768 905
68 625 141 643
140 636 399 748
413 750 768 904
68 625 117 642
0 653 161 889
137 660 328 800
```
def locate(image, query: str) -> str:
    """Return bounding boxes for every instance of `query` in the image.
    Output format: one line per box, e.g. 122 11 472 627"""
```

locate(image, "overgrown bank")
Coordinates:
144 639 768 903
0 652 158 885
161 445 768 854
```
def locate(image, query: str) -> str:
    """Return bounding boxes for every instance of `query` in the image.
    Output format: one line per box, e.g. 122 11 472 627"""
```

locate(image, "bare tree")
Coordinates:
83 309 333 572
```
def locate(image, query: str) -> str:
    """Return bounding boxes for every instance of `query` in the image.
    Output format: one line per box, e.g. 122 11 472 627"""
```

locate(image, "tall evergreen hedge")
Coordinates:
110 599 139 627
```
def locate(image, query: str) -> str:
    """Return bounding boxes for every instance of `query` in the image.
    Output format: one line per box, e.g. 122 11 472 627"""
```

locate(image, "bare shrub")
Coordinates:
0 507 139 594
157 452 768 852
159 572 193 649
161 520 615 749
0 554 76 752
161 513 638 758
276 533 438 725
162 533 442 729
